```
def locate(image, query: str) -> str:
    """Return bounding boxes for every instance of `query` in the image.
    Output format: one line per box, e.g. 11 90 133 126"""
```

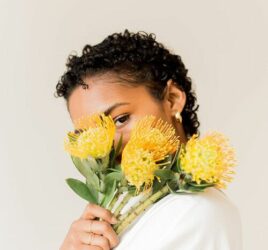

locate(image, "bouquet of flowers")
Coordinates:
63 113 237 235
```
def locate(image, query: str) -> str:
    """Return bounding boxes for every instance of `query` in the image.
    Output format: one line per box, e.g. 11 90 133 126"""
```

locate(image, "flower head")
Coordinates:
121 116 180 192
127 115 180 161
121 146 158 193
179 131 237 189
64 113 115 159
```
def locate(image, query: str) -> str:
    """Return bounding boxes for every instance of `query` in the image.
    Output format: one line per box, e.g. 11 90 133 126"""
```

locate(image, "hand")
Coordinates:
59 203 120 250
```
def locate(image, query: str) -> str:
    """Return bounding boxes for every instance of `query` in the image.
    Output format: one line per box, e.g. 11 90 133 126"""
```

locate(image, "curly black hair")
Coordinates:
55 29 200 139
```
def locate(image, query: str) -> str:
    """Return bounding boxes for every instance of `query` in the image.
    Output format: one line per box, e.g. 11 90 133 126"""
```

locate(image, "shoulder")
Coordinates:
140 187 241 224
145 187 241 230
116 187 243 250
159 187 241 224
152 188 242 249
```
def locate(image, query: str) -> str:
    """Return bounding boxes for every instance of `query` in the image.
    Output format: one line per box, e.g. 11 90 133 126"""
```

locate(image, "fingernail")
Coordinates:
111 216 118 224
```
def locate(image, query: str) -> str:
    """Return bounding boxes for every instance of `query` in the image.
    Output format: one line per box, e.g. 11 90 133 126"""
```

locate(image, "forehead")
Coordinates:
67 75 153 122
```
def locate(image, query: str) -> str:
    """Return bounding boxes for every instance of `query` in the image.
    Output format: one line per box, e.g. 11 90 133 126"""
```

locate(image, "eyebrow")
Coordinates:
103 102 130 116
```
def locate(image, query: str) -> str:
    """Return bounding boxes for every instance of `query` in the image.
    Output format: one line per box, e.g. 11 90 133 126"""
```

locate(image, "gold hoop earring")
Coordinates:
175 111 182 123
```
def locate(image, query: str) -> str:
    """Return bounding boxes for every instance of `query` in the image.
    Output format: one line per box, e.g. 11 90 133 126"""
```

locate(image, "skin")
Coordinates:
60 73 188 250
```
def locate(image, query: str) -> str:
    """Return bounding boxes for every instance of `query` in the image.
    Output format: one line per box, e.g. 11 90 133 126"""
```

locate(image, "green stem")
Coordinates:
113 193 132 217
107 190 121 211
115 185 170 235
114 190 153 230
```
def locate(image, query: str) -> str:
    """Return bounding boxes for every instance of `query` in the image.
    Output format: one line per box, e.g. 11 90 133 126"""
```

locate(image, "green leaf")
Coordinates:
186 186 206 192
72 156 100 192
86 170 100 190
107 165 122 172
175 155 182 172
104 171 122 183
167 182 199 194
154 169 174 181
99 154 110 170
166 182 178 193
166 179 179 192
170 147 180 168
189 182 215 187
99 179 105 193
71 155 99 178
101 180 117 208
110 134 123 167
66 178 98 203
152 178 165 193
118 186 128 192
183 173 193 182
109 147 115 166
83 156 99 172
86 176 100 202
171 181 214 193
115 164 122 171
127 185 138 196
102 172 121 199
174 144 185 173
98 192 105 205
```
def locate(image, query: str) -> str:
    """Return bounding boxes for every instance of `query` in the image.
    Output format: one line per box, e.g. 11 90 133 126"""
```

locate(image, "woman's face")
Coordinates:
67 74 186 149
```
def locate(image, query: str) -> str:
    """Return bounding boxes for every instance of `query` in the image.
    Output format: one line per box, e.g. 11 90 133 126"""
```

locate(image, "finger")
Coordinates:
84 233 109 250
81 203 118 224
77 231 94 245
78 220 119 248
78 244 103 250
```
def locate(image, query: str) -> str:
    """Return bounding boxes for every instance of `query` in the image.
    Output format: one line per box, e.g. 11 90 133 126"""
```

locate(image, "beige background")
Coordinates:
0 0 267 249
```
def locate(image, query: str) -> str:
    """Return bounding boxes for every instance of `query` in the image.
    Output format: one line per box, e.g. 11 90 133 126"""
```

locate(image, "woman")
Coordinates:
55 29 242 250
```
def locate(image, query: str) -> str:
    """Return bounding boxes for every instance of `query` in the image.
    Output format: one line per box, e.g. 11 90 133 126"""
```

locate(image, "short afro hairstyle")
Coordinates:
55 29 200 139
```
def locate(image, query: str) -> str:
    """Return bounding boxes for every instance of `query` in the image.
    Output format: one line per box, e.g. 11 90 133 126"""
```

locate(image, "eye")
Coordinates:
114 114 130 128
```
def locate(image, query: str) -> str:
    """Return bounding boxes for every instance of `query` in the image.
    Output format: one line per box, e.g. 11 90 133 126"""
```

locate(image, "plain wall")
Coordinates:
0 0 267 249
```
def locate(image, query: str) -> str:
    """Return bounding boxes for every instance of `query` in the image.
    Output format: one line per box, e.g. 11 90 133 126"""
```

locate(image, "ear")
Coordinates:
163 79 186 116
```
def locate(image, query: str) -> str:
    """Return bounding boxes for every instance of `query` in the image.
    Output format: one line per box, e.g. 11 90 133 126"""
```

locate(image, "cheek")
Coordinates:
141 103 172 124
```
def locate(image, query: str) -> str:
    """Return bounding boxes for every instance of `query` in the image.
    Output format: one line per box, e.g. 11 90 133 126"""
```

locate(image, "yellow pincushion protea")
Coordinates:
64 113 115 159
127 115 180 161
179 131 237 189
121 116 180 192
121 146 158 192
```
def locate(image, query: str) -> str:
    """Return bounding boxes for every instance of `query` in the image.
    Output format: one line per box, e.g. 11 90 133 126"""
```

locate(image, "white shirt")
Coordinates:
113 187 242 250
